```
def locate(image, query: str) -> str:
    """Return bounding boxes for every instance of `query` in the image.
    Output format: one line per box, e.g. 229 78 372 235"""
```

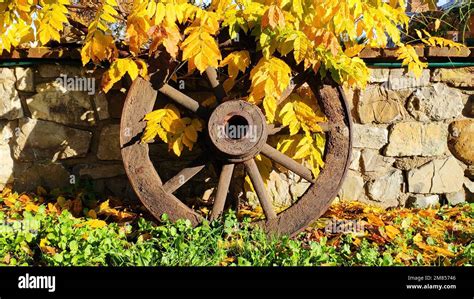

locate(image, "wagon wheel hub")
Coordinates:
207 100 268 163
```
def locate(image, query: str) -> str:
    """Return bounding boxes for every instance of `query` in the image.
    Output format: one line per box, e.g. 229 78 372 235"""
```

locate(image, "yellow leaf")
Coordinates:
76 219 107 229
384 225 400 240
172 137 184 156
39 238 56 255
344 44 365 58
263 95 277 123
184 125 198 143
433 246 455 258
87 209 98 219
261 5 285 29
396 44 427 78
366 213 385 226
434 19 441 31
413 233 423 243
181 12 222 73
25 203 39 212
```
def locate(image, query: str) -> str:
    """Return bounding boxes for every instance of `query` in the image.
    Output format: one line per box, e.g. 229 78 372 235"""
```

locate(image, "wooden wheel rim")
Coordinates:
120 63 353 236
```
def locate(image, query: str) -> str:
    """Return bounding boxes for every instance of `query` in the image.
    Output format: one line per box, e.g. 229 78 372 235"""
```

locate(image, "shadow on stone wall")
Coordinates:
0 64 137 204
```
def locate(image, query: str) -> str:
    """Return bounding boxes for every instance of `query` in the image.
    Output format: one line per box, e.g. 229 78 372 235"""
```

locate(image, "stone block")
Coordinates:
76 164 125 179
93 93 110 120
37 64 83 78
406 194 440 208
407 84 464 121
338 170 366 201
368 68 390 83
0 144 14 189
407 156 465 194
97 124 121 160
13 118 92 162
349 149 361 171
0 120 15 145
27 82 96 126
431 67 474 88
448 120 474 165
14 67 34 92
427 47 471 57
358 85 406 124
385 122 448 157
366 170 403 208
13 162 70 191
361 149 395 178
445 190 466 206
353 124 388 149
0 68 23 120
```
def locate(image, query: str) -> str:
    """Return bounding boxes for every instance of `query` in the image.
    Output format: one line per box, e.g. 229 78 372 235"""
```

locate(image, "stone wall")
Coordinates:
339 67 474 208
0 62 473 208
0 64 134 200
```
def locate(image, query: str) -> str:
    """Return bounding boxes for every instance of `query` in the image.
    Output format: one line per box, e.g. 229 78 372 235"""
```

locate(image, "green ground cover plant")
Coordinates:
0 185 472 266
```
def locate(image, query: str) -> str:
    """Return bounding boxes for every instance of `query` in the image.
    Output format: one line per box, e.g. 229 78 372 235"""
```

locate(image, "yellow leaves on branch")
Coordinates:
181 10 222 73
277 30 314 67
101 58 148 92
0 0 69 52
126 0 152 56
36 0 70 45
396 30 468 78
396 44 427 78
278 93 327 135
141 104 203 156
277 133 325 178
415 29 467 52
149 22 182 59
129 0 197 58
81 0 119 65
248 57 291 123
219 51 251 92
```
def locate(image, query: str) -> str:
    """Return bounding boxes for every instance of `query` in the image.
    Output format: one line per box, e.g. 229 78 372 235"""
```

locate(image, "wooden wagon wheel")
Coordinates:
120 54 353 236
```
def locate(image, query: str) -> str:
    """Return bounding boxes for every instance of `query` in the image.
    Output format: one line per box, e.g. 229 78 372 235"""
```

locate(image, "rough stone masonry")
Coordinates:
0 63 473 209
340 67 474 208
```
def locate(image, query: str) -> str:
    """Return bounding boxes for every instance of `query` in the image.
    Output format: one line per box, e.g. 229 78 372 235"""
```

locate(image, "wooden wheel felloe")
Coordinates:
120 57 353 236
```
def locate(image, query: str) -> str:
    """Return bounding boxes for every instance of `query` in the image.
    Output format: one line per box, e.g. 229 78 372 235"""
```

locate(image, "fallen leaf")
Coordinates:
75 219 107 229
366 213 384 226
384 225 400 240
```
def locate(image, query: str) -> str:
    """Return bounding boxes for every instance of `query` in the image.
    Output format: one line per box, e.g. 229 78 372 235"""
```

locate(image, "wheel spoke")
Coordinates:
210 163 235 220
260 143 315 183
205 67 227 102
243 159 277 220
162 161 207 194
159 84 209 118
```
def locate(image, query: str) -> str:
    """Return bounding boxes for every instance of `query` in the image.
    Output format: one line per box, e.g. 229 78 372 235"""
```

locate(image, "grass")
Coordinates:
0 185 472 266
